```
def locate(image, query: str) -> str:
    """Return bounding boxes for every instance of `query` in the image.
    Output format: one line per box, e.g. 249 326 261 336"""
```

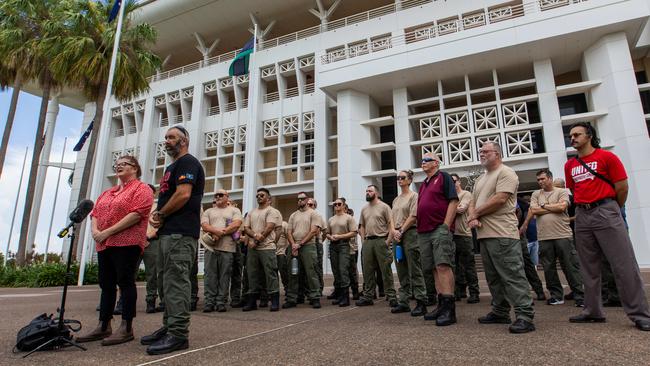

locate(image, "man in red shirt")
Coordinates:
564 122 650 331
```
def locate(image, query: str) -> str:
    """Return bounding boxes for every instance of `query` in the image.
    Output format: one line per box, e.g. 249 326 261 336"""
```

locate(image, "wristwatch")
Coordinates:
540 203 546 209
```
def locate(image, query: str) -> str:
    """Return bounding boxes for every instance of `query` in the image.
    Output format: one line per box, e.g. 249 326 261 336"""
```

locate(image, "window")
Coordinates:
557 94 588 117
304 143 314 163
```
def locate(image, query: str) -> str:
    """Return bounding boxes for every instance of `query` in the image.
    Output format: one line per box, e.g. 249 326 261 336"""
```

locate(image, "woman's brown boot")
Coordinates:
101 319 134 346
76 320 112 343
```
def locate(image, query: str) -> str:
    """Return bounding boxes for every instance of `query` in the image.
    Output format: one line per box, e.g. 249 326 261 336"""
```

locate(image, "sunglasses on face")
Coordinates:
307 203 315 207
297 197 308 201
333 202 343 207
397 176 408 181
256 193 266 198
215 193 226 198
421 158 435 163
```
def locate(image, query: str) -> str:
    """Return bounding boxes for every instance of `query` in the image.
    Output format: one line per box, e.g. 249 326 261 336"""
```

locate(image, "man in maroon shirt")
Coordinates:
564 122 650 331
417 153 459 326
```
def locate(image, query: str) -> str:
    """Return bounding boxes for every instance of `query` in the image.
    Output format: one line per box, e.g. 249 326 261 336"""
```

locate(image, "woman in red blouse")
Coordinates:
76 155 153 346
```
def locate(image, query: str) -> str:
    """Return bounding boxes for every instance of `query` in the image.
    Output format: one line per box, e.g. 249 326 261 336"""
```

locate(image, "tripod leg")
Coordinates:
58 336 87 351
22 336 87 358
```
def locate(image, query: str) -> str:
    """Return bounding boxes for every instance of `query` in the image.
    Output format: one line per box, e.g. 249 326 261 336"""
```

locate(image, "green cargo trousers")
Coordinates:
230 243 243 304
157 234 197 340
539 238 584 301
454 235 480 297
480 237 534 322
246 249 279 296
316 240 324 295
519 237 544 295
395 229 426 305
330 241 351 290
361 237 396 301
277 254 289 291
203 249 234 306
286 243 320 302
143 239 160 303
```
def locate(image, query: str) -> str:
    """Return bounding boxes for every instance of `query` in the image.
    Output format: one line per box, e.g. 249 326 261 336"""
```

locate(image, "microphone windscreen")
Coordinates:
69 199 94 223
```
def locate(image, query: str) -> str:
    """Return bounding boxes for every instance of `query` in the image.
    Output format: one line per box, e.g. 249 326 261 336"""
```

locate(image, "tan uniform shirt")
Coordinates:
359 201 392 237
531 187 573 241
391 191 418 229
200 206 242 253
472 164 519 240
328 214 358 238
454 190 472 237
244 206 283 250
288 209 320 245
275 221 289 256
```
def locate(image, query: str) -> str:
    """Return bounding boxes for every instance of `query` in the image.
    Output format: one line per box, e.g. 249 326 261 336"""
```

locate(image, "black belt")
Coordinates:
576 198 613 210
366 235 387 240
330 240 349 245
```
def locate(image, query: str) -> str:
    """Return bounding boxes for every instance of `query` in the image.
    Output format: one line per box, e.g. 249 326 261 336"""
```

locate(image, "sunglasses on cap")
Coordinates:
171 125 189 138
421 157 436 163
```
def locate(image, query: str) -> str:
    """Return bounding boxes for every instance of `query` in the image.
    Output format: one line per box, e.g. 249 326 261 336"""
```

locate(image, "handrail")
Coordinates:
321 0 587 65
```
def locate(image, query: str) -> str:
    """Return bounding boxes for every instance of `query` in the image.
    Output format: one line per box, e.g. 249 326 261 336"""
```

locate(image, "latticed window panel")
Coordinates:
182 88 194 98
489 5 514 23
204 81 217 93
476 134 501 154
111 151 121 166
421 143 444 164
263 119 279 139
299 56 315 68
437 19 458 36
238 126 247 144
282 115 299 136
539 0 569 10
448 139 473 164
168 92 180 102
111 108 121 117
505 130 533 156
155 142 166 158
303 112 315 132
155 95 166 106
280 61 296 73
419 116 442 139
473 106 499 131
446 111 470 136
219 78 233 88
261 67 276 78
222 128 236 146
136 101 146 111
124 148 136 157
502 102 529 127
123 104 134 114
205 131 219 149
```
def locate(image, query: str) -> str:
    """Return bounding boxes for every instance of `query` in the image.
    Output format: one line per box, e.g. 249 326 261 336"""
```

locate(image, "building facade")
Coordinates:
69 0 650 269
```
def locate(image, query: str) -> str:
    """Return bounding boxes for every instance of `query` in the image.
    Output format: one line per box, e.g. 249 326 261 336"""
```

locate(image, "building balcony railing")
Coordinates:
321 0 589 65
304 83 315 94
285 86 300 99
264 91 280 103
224 101 237 112
207 105 220 116
160 114 190 127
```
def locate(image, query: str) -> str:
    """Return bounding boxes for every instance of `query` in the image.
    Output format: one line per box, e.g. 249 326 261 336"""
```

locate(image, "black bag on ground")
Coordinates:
14 313 80 352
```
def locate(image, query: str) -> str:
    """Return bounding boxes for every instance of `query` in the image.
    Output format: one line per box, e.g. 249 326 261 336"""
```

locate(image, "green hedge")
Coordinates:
0 262 148 288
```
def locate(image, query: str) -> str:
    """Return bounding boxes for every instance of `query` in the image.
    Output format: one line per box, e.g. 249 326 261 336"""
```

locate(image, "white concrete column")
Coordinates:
581 32 650 265
313 91 330 212
26 95 60 257
336 89 377 216
138 96 156 185
242 62 264 213
393 87 414 172
187 84 205 158
534 59 566 177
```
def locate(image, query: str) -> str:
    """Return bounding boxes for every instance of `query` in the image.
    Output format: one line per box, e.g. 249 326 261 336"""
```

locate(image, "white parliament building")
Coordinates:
58 0 650 268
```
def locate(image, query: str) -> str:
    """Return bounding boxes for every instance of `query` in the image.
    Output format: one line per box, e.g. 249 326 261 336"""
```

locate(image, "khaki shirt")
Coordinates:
472 164 519 240
328 214 357 237
359 201 392 237
275 221 289 256
200 205 243 253
288 209 320 245
244 206 283 250
391 191 418 229
531 188 573 241
454 190 472 237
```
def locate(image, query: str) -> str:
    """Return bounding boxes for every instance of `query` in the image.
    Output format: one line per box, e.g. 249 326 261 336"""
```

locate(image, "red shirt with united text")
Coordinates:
564 149 627 204
90 179 154 252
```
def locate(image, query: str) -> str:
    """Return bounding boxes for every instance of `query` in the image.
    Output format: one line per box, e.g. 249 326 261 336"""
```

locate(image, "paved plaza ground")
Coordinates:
1 274 649 366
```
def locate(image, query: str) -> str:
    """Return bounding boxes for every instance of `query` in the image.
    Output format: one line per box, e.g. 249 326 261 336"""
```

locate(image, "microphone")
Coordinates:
69 199 94 224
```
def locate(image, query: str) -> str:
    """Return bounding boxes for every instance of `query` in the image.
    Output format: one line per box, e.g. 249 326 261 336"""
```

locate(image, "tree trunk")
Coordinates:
0 74 23 181
16 82 51 266
70 85 107 261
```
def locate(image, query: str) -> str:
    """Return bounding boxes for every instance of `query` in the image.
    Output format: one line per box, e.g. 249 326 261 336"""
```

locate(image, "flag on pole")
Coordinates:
228 37 255 77
73 121 93 152
108 0 122 23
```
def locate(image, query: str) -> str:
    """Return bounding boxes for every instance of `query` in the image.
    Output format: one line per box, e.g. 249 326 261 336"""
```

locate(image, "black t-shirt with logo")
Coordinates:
157 154 205 238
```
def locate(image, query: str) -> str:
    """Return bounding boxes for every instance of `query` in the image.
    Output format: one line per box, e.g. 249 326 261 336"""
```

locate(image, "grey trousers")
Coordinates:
203 250 234 306
575 200 650 322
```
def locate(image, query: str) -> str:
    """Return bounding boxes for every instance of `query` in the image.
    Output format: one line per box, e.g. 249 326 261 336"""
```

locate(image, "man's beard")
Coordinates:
165 142 181 158
365 194 373 202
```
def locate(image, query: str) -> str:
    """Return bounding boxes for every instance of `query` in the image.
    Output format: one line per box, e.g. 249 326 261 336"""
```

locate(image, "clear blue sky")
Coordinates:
0 88 83 257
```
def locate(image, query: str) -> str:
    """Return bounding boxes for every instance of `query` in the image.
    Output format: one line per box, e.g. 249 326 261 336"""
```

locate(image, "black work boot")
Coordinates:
270 293 280 312
146 299 156 314
339 288 350 307
424 294 443 321
327 288 340 300
351 287 360 300
436 295 457 326
242 295 258 312
411 300 427 317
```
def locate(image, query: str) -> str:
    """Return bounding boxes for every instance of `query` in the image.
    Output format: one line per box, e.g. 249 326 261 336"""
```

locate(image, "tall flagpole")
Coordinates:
44 137 67 263
5 147 29 265
243 24 258 214
78 1 127 286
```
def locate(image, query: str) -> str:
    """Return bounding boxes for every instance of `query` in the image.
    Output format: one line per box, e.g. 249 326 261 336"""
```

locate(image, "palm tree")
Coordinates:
0 0 67 266
48 0 160 258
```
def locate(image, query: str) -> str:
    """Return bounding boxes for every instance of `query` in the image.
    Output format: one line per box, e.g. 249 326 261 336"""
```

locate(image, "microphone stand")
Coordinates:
23 223 87 358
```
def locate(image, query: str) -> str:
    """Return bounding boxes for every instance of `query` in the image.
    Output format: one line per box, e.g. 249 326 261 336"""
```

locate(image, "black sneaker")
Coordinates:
355 298 374 306
140 327 168 345
509 319 535 334
546 298 564 305
146 334 189 355
478 312 511 324
388 299 398 308
575 299 584 308
467 294 480 304
282 302 297 309
390 304 410 314
216 304 227 312
569 314 606 323
203 304 215 313
310 299 321 309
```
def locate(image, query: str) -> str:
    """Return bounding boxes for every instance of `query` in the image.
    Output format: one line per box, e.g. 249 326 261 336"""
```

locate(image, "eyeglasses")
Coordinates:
569 132 585 138
113 162 135 171
215 193 226 198
307 203 315 207
397 176 408 181
333 202 343 207
297 197 308 201
479 149 497 155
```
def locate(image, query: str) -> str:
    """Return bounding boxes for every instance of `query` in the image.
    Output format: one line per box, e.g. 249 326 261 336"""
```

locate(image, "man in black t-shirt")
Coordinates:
141 125 204 356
